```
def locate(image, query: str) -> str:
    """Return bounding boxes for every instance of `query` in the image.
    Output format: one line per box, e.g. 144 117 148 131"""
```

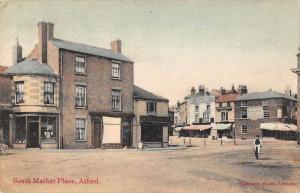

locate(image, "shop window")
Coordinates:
41 117 57 143
14 117 26 143
141 124 162 142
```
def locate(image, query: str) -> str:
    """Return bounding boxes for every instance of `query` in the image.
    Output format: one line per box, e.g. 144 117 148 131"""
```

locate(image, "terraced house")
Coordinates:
0 21 136 149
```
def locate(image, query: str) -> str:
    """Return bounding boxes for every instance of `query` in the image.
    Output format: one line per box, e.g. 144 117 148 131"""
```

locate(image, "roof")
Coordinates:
5 59 56 76
216 94 238 102
50 38 133 63
133 85 169 102
237 90 296 101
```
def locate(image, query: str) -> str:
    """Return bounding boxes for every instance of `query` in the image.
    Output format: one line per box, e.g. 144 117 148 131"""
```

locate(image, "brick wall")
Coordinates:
59 50 134 148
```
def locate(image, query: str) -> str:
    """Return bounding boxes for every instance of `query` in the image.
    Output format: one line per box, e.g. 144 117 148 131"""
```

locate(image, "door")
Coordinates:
28 122 39 148
122 121 131 147
93 119 102 148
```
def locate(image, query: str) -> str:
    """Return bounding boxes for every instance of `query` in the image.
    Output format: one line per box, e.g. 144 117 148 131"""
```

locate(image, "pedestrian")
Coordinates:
254 135 261 160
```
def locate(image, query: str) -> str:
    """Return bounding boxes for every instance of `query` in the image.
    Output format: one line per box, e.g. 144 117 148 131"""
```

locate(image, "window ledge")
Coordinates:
75 140 87 142
112 78 122 81
75 73 87 76
112 109 122 112
75 106 87 109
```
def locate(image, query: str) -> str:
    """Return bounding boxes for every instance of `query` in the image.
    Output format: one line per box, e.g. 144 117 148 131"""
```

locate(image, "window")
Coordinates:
76 118 86 141
75 56 86 74
241 109 247 118
206 104 210 111
112 62 121 79
227 102 231 107
75 85 86 107
41 117 57 143
203 113 210 123
15 82 24 104
147 101 157 116
241 101 247 107
219 103 222 107
44 82 54 104
241 124 248 134
221 111 228 121
112 89 121 111
195 106 199 112
141 124 162 142
263 106 269 118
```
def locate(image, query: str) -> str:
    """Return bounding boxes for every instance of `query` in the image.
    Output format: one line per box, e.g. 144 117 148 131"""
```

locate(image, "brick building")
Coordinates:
1 21 135 149
235 90 297 139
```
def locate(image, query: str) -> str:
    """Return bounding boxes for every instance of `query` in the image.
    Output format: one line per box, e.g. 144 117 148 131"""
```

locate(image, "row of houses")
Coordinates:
171 84 297 140
0 21 170 149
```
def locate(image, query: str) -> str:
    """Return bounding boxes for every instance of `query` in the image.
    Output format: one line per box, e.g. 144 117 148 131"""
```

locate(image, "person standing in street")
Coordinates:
254 135 262 160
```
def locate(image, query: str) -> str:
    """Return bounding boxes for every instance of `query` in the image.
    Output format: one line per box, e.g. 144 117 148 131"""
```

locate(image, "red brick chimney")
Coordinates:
111 39 121 53
12 37 22 65
38 21 54 63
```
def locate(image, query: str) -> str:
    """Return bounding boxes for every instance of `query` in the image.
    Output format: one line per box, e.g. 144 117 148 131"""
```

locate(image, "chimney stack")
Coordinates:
111 39 121 53
12 37 22 65
237 85 248 95
190 87 196 95
38 21 54 63
199 85 205 96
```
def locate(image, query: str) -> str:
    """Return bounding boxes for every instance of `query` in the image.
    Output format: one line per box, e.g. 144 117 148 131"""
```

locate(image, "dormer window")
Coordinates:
15 81 24 104
147 101 157 116
75 56 86 74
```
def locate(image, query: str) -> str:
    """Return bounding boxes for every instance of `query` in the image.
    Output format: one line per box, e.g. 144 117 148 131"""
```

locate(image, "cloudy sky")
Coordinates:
0 0 299 105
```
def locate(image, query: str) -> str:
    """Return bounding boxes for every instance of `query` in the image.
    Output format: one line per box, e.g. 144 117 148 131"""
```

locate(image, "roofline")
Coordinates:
58 47 134 64
4 73 58 78
133 96 169 102
236 96 296 101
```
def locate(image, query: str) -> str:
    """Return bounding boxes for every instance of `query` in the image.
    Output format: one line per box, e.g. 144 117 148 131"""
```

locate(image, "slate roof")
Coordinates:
216 94 238 102
50 38 133 63
5 59 56 76
237 90 296 101
133 85 169 102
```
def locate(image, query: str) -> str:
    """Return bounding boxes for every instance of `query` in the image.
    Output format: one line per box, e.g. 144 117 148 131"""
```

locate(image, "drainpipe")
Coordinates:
58 49 63 149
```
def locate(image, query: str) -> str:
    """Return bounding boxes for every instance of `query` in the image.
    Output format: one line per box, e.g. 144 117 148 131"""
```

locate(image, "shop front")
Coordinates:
13 114 58 149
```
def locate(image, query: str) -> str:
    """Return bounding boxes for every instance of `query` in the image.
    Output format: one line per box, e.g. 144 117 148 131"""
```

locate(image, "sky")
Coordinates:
0 0 299 105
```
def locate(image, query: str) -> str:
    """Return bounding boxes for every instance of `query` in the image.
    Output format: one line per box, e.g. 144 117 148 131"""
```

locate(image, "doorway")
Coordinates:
93 119 102 148
28 121 39 148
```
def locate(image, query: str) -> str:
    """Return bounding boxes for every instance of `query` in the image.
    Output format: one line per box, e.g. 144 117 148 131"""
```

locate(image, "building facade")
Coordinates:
185 85 215 125
1 21 135 149
291 49 300 144
235 90 297 139
133 86 169 148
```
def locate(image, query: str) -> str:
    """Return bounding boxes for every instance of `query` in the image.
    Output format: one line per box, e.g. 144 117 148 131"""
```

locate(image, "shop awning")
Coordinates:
213 123 232 130
182 124 212 131
259 123 297 131
174 127 183 132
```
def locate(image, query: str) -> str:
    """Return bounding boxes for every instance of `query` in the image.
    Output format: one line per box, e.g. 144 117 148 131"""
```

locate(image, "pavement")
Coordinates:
0 139 299 193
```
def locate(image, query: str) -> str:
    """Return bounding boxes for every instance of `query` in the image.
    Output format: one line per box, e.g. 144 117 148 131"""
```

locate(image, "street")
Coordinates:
0 139 299 193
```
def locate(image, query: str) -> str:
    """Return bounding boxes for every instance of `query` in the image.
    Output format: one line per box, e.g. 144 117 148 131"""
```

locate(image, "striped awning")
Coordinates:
260 123 297 131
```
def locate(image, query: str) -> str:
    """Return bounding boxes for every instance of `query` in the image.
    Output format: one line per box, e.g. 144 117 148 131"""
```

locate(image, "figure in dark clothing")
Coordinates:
254 135 262 159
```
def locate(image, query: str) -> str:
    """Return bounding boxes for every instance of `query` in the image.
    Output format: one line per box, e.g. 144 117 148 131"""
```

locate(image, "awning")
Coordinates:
259 123 297 131
182 124 212 131
213 123 232 130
